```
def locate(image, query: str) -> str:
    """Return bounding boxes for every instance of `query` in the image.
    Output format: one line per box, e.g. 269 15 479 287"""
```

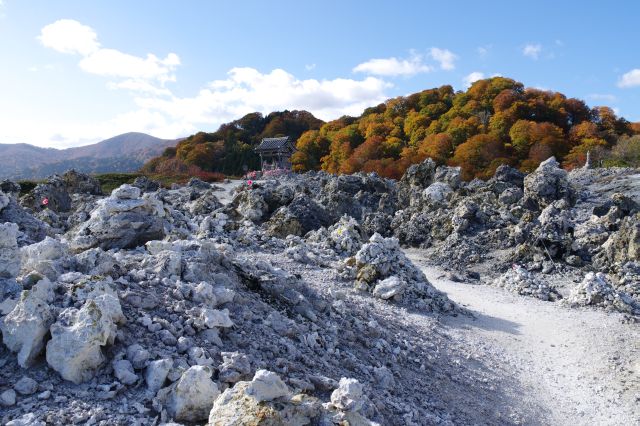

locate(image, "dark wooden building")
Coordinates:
254 136 295 171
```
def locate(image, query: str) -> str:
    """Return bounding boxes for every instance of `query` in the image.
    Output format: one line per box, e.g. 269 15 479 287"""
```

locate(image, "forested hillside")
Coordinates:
141 110 322 177
142 77 639 180
292 77 637 179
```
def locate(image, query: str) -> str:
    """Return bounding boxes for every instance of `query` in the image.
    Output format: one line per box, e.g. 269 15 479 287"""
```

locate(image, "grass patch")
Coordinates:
17 180 40 196
94 173 143 193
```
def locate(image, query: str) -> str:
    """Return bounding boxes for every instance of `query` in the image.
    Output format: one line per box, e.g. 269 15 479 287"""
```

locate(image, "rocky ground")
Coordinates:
0 161 638 425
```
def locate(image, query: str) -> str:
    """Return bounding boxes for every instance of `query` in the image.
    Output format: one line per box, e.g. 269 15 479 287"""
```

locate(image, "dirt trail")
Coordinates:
407 251 640 426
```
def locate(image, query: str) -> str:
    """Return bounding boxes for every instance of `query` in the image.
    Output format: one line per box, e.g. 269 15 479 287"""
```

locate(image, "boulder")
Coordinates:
60 170 102 195
167 365 220 422
330 377 365 412
132 176 161 193
245 369 290 402
523 157 575 209
20 236 67 280
46 299 119 384
67 184 166 252
146 358 173 392
0 222 20 278
1 286 55 367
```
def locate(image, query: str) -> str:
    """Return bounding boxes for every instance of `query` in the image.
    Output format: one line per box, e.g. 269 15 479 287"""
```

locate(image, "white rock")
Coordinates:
422 182 453 203
167 365 220 422
1 289 54 367
46 299 118 384
0 222 20 278
113 359 138 385
330 377 364 412
245 369 289 402
193 308 233 329
20 236 66 280
6 413 45 426
372 276 406 300
111 184 141 200
146 358 173 392
192 281 216 305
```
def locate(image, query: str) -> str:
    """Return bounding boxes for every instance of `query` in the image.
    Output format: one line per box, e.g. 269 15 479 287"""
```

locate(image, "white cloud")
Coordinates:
522 43 542 59
39 19 179 92
136 67 391 125
587 93 617 102
618 69 640 88
429 47 457 70
305 63 316 71
5 66 391 148
463 72 485 88
353 53 432 76
79 50 179 83
38 19 100 55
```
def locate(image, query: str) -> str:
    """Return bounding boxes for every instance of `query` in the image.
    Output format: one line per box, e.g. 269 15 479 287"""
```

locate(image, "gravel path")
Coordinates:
407 250 640 426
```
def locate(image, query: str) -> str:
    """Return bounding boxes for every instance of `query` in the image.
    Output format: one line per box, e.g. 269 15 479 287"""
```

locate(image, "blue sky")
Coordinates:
0 0 638 148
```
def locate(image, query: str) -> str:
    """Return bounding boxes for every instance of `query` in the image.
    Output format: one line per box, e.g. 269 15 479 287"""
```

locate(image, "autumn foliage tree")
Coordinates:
142 77 634 181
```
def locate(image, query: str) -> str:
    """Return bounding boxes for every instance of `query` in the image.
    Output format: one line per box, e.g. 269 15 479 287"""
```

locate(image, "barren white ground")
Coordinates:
407 250 640 426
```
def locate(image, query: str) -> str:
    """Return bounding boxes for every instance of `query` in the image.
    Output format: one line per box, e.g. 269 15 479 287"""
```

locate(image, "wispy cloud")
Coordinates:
522 43 542 60
618 69 640 88
429 47 457 70
39 19 179 95
305 63 316 71
353 52 432 76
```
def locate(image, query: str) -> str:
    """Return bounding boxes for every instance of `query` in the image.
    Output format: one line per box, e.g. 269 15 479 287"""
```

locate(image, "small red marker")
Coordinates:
42 197 49 206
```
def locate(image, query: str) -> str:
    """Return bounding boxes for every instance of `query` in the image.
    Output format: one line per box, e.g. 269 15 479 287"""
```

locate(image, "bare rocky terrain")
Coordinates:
0 159 638 425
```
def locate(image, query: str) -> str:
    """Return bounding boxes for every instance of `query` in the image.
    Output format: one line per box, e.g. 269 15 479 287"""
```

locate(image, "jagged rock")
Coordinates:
423 182 453 204
596 213 640 266
6 413 46 426
113 359 138 385
434 166 462 189
1 283 55 367
218 352 251 384
266 194 331 238
245 369 290 402
1 180 21 197
0 222 20 278
60 170 102 195
133 176 161 193
523 157 576 209
20 175 72 213
330 377 364 412
146 358 173 392
400 158 436 188
46 299 119 384
127 344 151 370
167 365 220 422
0 196 49 245
20 236 67 280
67 184 166 252
372 276 406 300
493 265 561 301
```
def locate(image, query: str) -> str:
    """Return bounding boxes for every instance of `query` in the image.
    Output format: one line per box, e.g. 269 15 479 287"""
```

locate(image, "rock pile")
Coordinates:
566 272 639 314
492 265 561 301
347 233 456 312
0 161 638 424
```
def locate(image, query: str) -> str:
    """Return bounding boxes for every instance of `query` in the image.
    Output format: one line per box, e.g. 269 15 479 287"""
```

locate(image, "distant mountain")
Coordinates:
0 132 179 180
